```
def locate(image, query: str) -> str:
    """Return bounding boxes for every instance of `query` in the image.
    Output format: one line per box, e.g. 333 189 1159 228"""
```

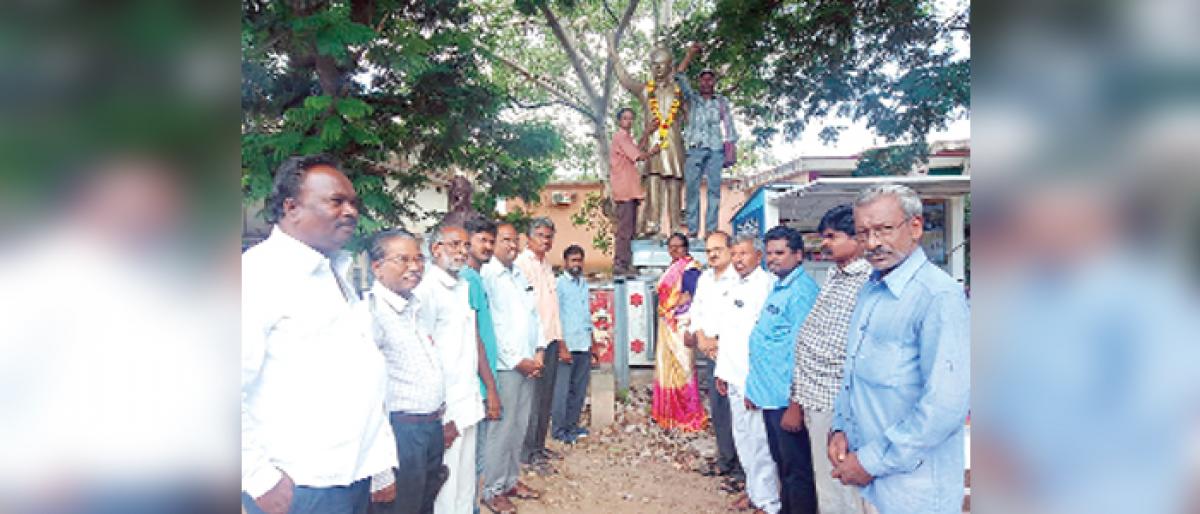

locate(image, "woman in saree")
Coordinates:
651 233 708 431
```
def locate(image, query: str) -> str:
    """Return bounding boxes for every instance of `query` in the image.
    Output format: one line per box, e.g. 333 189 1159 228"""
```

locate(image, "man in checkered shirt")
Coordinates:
783 204 872 514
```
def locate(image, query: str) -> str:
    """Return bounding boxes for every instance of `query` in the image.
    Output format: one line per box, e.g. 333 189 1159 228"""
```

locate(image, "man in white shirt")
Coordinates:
480 223 546 514
415 223 487 514
242 155 396 514
713 232 779 513
365 228 446 514
689 231 742 482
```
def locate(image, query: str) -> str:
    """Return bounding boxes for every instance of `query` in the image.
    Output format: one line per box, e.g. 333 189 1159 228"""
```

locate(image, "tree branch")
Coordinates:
507 95 597 121
487 50 595 119
538 2 600 103
601 0 642 114
601 0 619 24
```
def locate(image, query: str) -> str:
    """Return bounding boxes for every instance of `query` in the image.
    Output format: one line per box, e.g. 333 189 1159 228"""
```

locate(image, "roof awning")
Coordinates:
773 175 970 229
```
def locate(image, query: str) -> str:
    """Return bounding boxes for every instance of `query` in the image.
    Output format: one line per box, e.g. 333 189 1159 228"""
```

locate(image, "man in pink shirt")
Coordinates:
608 107 659 277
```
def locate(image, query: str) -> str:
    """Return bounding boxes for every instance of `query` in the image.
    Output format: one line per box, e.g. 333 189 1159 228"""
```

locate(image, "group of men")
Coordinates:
685 186 970 514
242 155 598 514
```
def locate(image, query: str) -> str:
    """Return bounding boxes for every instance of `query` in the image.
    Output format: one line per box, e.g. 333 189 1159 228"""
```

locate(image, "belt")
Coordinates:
390 405 444 424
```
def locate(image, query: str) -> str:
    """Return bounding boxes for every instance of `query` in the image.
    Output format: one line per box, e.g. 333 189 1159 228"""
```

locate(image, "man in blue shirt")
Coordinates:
745 225 820 514
829 185 969 514
551 245 596 444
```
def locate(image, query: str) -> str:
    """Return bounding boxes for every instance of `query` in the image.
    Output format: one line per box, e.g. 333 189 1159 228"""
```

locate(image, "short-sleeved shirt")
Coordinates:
556 273 593 352
744 265 820 409
609 129 646 202
461 266 498 399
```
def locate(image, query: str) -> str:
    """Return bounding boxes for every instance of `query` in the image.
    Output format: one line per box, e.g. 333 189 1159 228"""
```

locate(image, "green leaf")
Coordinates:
335 98 373 119
299 136 326 156
304 95 333 111
321 116 344 144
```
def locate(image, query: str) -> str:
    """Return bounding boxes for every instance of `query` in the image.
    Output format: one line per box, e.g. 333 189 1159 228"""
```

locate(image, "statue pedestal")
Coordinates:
629 237 709 272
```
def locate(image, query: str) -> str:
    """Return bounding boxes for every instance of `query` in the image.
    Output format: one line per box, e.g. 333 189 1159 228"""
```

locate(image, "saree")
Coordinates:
651 255 708 431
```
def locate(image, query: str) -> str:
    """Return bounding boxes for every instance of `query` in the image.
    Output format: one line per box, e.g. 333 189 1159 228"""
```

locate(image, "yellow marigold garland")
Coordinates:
646 79 682 149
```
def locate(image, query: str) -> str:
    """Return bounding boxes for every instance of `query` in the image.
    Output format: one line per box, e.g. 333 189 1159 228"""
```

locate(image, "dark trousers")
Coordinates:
762 408 818 514
551 350 593 436
243 478 370 514
370 415 445 514
614 200 639 270
702 356 739 475
522 340 561 462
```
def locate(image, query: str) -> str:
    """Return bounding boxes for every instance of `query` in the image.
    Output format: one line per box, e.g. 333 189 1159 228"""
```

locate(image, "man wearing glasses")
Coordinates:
829 184 970 514
365 228 446 514
415 223 491 514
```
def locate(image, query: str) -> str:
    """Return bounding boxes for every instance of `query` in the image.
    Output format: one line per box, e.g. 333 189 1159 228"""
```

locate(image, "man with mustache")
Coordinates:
714 233 778 513
415 223 493 514
675 42 738 238
365 228 445 514
480 223 545 514
744 225 820 514
782 205 872 514
515 218 569 473
462 217 503 514
829 185 969 514
242 155 397 514
688 231 744 484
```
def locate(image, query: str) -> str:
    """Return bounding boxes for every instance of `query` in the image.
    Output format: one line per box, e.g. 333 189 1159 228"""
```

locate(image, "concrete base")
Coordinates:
590 364 616 429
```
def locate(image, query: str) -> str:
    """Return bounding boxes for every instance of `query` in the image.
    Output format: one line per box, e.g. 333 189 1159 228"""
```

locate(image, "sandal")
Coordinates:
482 495 517 514
506 481 542 499
731 493 752 511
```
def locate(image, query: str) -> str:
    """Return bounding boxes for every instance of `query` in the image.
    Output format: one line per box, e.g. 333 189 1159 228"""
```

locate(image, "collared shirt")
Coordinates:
688 265 739 337
675 73 738 150
481 258 543 370
461 266 498 399
831 248 970 514
713 266 774 390
241 227 396 497
556 273 593 352
367 281 444 414
791 258 872 412
515 249 561 347
413 265 484 430
609 129 646 202
744 264 819 409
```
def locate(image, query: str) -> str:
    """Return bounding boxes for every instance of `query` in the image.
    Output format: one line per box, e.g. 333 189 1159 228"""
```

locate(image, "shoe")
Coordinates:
552 430 577 444
571 427 589 439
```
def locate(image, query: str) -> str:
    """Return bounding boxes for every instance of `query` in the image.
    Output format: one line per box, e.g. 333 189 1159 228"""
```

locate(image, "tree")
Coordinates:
474 0 655 182
241 0 564 237
672 0 970 173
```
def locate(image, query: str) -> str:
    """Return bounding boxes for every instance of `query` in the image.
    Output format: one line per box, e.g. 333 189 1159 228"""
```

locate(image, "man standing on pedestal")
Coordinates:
676 42 738 238
608 107 658 276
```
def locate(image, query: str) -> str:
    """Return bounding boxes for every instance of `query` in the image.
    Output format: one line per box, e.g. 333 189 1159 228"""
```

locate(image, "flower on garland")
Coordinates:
646 79 682 150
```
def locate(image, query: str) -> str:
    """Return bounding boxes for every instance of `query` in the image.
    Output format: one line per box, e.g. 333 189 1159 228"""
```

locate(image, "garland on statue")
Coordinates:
646 79 682 150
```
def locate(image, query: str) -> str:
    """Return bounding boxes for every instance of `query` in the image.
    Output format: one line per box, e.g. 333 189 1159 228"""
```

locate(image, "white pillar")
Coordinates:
947 196 966 284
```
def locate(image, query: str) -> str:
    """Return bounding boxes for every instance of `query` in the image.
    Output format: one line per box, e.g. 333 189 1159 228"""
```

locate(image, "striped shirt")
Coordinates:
367 281 445 415
790 258 872 411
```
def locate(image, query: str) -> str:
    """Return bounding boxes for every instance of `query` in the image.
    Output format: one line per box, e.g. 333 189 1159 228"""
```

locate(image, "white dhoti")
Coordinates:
729 384 781 514
434 422 478 514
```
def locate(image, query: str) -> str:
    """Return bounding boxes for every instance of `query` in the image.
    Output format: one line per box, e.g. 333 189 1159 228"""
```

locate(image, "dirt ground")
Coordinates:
506 374 744 514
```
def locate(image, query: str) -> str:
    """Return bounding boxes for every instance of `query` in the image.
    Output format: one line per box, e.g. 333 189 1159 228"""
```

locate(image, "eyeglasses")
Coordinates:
380 254 426 267
437 240 467 249
854 218 911 242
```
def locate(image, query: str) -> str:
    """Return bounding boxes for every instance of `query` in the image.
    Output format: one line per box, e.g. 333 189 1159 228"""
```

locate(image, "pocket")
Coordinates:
854 338 919 387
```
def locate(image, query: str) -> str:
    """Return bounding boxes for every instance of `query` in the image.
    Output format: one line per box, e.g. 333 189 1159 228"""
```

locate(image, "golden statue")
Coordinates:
609 39 686 239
